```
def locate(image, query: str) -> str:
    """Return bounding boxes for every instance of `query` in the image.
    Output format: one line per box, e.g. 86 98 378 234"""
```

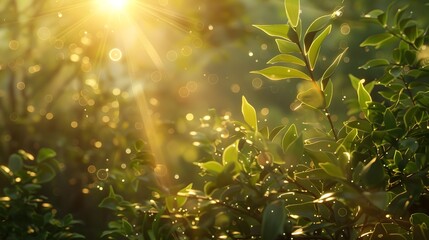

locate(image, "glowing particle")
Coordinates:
87 165 96 173
174 174 180 180
112 88 121 96
71 121 78 128
45 113 54 120
109 48 122 61
82 188 89 194
248 51 254 57
94 141 102 148
186 113 194 121
208 25 214 30
16 82 25 90
230 84 240 93
8 40 19 50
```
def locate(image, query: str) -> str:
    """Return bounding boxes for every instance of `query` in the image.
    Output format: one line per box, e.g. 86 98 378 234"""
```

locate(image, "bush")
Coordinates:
99 0 429 239
0 149 84 239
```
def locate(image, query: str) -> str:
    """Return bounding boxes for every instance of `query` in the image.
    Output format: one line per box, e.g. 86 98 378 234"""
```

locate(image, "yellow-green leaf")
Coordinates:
284 0 300 28
222 143 239 166
307 25 332 70
267 54 305 66
253 24 290 39
251 66 311 81
276 39 300 53
321 48 348 81
241 96 258 131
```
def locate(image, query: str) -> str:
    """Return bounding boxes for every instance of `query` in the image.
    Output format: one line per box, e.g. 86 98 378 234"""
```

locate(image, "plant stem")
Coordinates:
295 36 339 141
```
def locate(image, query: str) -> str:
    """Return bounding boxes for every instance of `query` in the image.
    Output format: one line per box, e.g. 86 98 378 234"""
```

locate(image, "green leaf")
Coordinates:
8 154 23 173
323 79 333 108
267 54 305 66
404 24 418 42
394 150 406 172
304 14 332 52
285 134 304 161
297 82 324 109
37 148 56 163
262 200 285 240
363 9 384 19
199 161 223 175
346 119 372 132
360 158 385 188
253 24 290 39
284 0 300 28
251 66 311 81
384 109 396 129
36 163 56 183
357 79 372 116
321 48 348 81
360 33 394 49
242 96 257 131
307 25 332 70
222 143 239 166
319 162 345 179
359 59 390 70
282 124 298 151
275 39 300 53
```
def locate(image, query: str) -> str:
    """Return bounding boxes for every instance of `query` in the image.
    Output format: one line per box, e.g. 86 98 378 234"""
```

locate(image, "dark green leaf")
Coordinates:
282 124 298 151
323 79 333 108
360 33 394 49
8 154 23 173
360 158 385 188
261 200 285 240
36 163 56 183
359 59 390 70
319 162 345 179
251 66 311 81
346 119 372 132
37 148 56 163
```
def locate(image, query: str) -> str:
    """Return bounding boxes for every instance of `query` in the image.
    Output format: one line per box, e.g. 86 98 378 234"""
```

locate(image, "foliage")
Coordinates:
99 0 429 239
0 148 84 239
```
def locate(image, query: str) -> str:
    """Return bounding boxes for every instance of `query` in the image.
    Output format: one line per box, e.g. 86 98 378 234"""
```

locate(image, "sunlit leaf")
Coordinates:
363 9 384 19
304 14 332 52
282 124 298 151
307 25 332 70
241 96 257 131
323 79 333 108
357 79 372 116
285 134 304 159
251 66 311 81
253 24 290 39
359 58 390 70
276 39 300 53
262 200 285 240
222 143 239 166
199 161 223 175
319 162 345 179
284 0 300 28
321 48 348 81
267 54 305 66
360 33 394 49
346 119 372 132
297 82 324 109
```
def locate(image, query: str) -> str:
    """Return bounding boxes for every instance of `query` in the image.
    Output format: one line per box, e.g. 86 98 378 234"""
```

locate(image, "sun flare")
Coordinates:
97 0 130 12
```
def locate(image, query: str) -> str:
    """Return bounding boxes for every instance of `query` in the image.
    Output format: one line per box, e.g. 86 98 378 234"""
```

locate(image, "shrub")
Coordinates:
0 149 84 240
100 1 429 239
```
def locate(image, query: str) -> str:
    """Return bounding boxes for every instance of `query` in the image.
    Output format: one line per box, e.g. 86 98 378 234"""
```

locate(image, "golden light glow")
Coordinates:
97 0 130 12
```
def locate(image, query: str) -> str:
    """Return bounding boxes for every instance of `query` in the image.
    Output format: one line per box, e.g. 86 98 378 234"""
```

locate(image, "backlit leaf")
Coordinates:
242 96 257 131
276 39 300 53
321 48 348 81
307 25 332 70
222 143 239 166
267 54 305 66
359 58 390 70
323 79 333 108
251 66 311 81
284 0 300 28
37 148 56 163
360 33 394 49
304 14 332 52
253 24 290 39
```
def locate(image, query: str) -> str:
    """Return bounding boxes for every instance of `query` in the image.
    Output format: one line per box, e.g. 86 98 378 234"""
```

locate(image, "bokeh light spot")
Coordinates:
109 48 122 61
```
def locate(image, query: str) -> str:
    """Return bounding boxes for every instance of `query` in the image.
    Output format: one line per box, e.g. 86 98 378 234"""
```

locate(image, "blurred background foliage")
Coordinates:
0 0 428 238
